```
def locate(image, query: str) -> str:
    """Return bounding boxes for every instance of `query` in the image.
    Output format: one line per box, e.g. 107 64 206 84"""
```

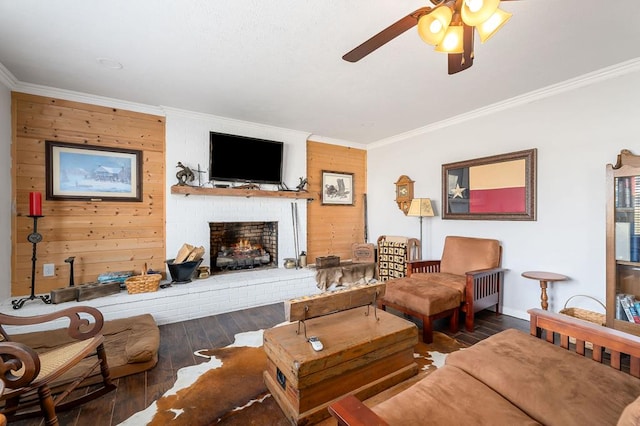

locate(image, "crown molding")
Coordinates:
369 58 640 149
12 81 165 116
162 106 312 141
307 134 367 150
0 62 18 90
6 56 639 149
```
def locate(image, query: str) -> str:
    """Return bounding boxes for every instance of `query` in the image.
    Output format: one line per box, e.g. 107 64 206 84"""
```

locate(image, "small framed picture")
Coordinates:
46 141 142 202
322 171 354 205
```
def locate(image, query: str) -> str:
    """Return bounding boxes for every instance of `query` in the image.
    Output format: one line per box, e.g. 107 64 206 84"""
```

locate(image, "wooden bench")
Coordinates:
327 309 640 426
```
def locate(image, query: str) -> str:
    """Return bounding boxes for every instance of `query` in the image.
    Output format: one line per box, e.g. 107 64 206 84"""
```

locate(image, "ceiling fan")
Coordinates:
342 0 516 74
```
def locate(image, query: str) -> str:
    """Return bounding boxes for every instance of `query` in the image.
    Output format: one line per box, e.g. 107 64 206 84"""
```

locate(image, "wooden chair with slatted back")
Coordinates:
380 236 506 343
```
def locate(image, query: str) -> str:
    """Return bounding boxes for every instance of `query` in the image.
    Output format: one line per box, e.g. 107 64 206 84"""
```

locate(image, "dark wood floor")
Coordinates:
11 304 528 426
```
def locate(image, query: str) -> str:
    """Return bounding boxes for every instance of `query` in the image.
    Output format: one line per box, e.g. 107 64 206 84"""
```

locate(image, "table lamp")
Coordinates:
407 198 435 254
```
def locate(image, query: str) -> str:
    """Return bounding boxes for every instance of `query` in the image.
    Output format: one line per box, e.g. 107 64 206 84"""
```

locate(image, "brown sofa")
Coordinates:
329 309 640 426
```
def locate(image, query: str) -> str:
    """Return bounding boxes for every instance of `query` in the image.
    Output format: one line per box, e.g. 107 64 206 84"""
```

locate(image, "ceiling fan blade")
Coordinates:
343 7 431 62
448 25 474 75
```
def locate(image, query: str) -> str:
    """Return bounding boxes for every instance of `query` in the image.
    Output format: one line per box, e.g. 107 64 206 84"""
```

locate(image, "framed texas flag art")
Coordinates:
442 149 537 221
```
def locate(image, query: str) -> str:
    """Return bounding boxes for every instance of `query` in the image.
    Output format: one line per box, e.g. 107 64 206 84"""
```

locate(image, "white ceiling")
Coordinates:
1 0 640 144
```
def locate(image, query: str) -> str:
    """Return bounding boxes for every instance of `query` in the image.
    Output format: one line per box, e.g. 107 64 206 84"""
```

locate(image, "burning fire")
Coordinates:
232 239 263 252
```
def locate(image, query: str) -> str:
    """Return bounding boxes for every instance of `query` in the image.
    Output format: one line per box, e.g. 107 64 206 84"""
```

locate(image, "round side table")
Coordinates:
521 271 568 310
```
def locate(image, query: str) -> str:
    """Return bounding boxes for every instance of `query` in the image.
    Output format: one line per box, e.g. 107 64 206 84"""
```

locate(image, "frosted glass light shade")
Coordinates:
460 0 500 27
435 25 464 53
417 6 453 46
477 8 512 42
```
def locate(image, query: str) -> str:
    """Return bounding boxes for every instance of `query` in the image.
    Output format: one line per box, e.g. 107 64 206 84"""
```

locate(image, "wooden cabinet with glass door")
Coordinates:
606 150 640 336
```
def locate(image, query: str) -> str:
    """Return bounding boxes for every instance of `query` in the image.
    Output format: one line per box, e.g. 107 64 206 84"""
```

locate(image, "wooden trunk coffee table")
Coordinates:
263 307 418 425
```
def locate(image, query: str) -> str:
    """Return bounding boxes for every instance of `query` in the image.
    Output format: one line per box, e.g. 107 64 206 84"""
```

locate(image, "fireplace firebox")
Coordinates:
209 221 278 273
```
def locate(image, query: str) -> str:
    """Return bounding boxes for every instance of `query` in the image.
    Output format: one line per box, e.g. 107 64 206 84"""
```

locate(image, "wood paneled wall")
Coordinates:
306 141 367 262
11 93 166 296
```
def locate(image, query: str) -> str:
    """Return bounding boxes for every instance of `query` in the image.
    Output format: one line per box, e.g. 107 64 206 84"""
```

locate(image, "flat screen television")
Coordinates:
209 132 284 185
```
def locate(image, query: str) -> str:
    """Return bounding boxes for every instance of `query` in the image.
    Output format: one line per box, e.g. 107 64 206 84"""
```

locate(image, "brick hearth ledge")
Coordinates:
0 268 319 334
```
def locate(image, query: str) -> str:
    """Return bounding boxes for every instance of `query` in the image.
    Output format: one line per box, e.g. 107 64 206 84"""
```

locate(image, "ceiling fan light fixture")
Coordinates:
460 0 500 27
435 24 464 54
477 8 512 42
417 6 453 46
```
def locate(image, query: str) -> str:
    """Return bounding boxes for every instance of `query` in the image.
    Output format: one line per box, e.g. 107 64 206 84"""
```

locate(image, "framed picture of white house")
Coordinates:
46 141 142 202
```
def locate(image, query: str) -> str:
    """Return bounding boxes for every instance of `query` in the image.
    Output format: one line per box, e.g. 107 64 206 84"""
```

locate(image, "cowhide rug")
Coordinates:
120 329 465 425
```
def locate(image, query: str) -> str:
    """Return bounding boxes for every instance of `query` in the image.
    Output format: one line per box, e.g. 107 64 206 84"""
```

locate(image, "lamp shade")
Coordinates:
417 6 453 46
460 0 500 27
435 24 464 53
407 198 435 217
476 8 512 42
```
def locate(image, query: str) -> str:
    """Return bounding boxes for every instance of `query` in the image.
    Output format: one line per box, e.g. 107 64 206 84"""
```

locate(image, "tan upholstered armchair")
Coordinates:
381 236 506 342
0 306 116 425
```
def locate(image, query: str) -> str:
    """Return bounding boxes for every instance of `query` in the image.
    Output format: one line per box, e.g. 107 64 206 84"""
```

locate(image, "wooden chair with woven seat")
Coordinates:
0 306 116 426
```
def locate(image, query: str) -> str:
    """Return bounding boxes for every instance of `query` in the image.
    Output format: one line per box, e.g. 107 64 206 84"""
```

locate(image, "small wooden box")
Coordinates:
315 255 340 268
263 308 418 425
77 281 121 301
352 243 375 263
50 286 78 304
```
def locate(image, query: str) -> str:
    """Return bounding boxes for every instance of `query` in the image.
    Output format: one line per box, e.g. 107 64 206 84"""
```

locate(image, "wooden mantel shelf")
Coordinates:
170 185 314 200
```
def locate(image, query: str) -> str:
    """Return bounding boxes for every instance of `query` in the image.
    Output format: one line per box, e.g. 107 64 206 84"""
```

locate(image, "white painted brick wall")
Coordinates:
165 109 311 269
0 268 320 334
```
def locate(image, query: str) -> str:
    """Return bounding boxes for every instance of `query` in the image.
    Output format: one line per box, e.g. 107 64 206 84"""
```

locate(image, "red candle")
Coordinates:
29 192 42 216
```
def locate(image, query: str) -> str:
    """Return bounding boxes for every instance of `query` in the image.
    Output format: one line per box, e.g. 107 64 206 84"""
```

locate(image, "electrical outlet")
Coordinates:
43 263 55 277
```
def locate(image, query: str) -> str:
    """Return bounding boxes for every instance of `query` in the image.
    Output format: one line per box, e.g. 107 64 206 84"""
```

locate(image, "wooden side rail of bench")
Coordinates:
528 308 640 377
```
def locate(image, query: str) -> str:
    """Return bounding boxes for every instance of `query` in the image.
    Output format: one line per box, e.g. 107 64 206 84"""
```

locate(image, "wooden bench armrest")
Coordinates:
0 306 104 341
328 395 389 426
465 266 508 277
407 260 441 276
465 267 506 300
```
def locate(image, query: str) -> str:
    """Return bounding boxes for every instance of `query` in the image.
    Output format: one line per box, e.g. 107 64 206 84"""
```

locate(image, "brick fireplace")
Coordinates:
209 221 278 273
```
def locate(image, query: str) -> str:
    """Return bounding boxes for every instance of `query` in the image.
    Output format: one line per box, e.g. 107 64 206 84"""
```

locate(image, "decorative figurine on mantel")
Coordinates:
175 162 195 186
296 177 308 192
